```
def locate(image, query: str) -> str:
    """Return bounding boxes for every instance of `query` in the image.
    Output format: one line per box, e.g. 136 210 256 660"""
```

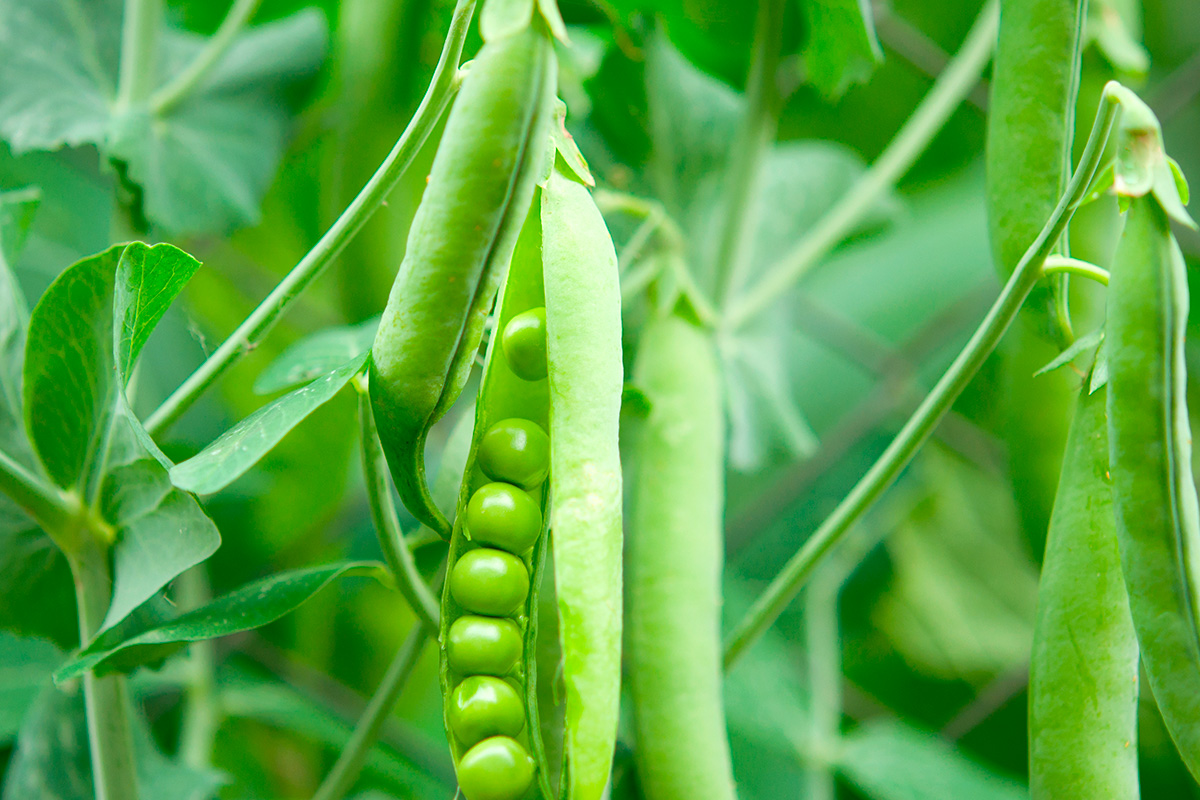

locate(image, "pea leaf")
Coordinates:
0 0 327 235
55 562 388 682
4 679 224 800
23 244 122 491
0 527 76 648
837 719 1028 800
1032 329 1104 377
114 243 202 385
800 0 883 100
0 633 63 744
0 187 39 468
254 317 378 395
170 352 367 495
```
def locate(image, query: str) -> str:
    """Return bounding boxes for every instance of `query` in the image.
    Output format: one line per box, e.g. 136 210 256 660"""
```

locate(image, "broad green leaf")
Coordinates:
800 0 882 99
56 561 388 682
99 440 221 630
109 12 329 234
0 0 327 235
0 634 62 744
170 352 368 495
0 526 76 648
22 244 123 491
0 187 40 472
837 720 1027 800
114 243 202 383
254 317 378 395
2 680 223 800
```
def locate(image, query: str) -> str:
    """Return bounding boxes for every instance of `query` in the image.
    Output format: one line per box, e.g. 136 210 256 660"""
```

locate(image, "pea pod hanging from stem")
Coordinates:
369 18 556 538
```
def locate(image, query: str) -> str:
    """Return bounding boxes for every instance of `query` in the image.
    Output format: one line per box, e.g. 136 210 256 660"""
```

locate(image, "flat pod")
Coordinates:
369 24 555 536
627 313 737 800
542 159 624 800
1106 195 1200 781
1028 382 1138 799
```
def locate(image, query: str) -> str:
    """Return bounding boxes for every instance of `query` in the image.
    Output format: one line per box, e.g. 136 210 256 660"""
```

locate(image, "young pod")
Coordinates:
369 23 555 537
1106 195 1200 781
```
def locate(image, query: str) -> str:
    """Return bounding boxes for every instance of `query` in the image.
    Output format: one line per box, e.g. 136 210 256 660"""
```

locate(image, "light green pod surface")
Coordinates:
985 0 1083 337
1106 196 1200 782
370 25 554 536
627 314 737 800
1029 383 1138 799
541 161 624 800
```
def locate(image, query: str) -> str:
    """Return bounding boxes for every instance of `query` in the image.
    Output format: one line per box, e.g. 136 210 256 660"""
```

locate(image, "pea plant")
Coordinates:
1 0 1198 798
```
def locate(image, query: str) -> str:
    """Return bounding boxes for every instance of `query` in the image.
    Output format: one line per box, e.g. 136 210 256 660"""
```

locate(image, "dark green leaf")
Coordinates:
0 187 39 467
55 562 387 681
2 680 224 800
0 526 76 648
170 352 367 495
837 719 1027 800
0 633 62 743
114 242 202 383
22 244 122 491
254 317 378 395
800 0 883 99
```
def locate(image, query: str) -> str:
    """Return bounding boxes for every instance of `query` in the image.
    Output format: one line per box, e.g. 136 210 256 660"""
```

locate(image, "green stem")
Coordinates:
116 0 163 111
356 384 440 630
177 566 220 768
72 541 140 800
804 571 840 800
144 0 479 437
724 0 1000 330
1041 255 1109 286
150 0 261 115
712 0 785 304
722 88 1122 668
310 624 431 800
0 449 72 533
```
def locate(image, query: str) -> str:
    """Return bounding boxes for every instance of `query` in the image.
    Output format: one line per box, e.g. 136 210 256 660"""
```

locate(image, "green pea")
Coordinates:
448 676 526 747
446 616 523 676
466 482 542 554
478 418 550 489
449 548 530 616
501 307 548 381
456 736 536 800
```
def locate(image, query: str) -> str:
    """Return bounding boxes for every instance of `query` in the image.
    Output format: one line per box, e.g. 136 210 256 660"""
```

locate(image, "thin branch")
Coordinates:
116 0 163 110
151 0 262 115
725 0 1000 330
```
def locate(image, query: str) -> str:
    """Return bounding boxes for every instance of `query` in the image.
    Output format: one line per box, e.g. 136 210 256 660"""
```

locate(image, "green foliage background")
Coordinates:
1 0 1199 797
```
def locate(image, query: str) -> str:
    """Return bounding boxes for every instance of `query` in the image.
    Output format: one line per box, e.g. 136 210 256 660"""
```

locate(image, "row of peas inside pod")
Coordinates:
443 307 554 800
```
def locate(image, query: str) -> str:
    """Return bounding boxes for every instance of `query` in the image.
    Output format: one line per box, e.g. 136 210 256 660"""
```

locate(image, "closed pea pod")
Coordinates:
1106 194 1200 781
369 20 555 537
627 313 737 800
1028 381 1138 799
542 158 624 800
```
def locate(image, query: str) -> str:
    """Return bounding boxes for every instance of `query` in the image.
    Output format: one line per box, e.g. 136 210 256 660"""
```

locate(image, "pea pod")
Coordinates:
542 160 624 800
986 0 1084 340
440 205 554 800
369 22 555 537
627 313 738 800
1106 195 1200 781
1028 381 1138 799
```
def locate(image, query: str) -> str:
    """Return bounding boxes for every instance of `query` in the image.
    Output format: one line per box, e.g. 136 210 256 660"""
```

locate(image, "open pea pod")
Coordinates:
542 159 623 800
1106 194 1200 781
369 17 556 538
1028 380 1138 799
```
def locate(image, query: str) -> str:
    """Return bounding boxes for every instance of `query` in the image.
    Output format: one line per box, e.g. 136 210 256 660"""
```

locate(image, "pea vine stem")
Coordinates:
0 449 71 532
150 0 262 115
723 0 999 330
711 0 785 305
144 0 479 437
723 87 1123 668
116 0 163 112
356 384 441 629
310 624 431 800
